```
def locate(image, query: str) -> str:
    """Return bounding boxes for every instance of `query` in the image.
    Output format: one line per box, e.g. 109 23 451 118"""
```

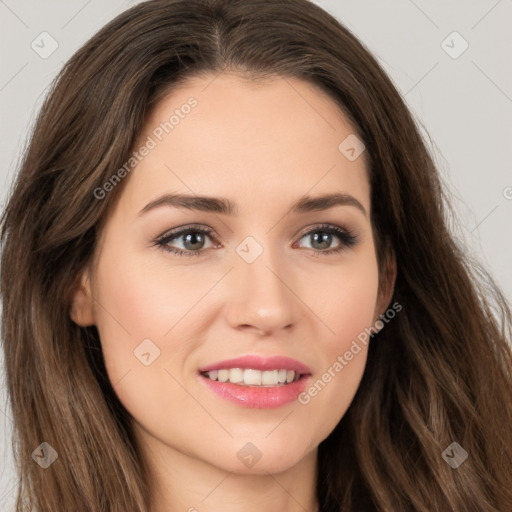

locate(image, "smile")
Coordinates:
200 368 302 387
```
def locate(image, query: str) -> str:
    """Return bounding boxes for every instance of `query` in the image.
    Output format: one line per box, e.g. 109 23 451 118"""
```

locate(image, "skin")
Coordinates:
71 72 395 512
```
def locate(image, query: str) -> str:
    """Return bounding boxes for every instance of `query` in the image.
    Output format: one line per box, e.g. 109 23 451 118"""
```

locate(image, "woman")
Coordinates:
1 0 511 511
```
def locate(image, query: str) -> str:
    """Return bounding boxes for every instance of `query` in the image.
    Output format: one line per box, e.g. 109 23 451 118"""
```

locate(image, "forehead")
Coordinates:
121 72 370 217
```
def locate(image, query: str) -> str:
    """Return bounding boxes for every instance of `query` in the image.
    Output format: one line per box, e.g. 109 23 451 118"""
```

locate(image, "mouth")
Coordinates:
197 354 312 388
197 364 313 409
199 368 307 387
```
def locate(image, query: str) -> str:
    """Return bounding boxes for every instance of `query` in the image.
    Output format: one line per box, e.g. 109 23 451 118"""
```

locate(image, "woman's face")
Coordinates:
72 73 390 475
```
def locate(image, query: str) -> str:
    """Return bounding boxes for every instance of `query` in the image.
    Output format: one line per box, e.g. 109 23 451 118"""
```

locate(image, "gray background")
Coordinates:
1 0 511 507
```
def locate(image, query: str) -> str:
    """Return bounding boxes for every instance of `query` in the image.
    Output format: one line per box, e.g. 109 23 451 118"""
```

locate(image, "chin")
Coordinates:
215 439 314 475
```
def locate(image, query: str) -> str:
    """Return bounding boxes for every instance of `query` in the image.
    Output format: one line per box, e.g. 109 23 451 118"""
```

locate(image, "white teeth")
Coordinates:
217 369 229 382
203 368 300 386
244 369 262 385
229 368 244 383
261 369 278 385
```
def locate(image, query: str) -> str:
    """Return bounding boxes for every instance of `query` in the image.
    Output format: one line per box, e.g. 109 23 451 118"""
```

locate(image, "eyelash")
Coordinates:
154 223 358 257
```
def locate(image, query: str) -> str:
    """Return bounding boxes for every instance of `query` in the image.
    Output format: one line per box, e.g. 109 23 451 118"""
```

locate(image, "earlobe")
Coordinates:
70 271 95 326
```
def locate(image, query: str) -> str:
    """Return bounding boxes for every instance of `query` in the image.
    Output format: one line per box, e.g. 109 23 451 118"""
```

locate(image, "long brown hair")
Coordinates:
1 0 511 510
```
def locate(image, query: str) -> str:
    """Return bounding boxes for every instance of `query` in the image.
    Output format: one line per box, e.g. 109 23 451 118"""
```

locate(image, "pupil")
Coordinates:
184 232 204 250
312 232 331 249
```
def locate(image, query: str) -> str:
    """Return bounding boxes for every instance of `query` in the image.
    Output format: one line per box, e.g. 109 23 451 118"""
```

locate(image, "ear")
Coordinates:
373 241 397 322
70 269 95 326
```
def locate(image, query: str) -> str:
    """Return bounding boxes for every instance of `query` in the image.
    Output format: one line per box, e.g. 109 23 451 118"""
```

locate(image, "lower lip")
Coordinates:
198 373 311 409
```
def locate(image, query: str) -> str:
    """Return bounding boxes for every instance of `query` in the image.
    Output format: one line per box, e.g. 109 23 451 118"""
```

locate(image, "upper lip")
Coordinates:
198 355 311 375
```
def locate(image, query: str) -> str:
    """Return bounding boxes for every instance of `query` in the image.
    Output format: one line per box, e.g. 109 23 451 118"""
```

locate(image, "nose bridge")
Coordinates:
225 234 299 333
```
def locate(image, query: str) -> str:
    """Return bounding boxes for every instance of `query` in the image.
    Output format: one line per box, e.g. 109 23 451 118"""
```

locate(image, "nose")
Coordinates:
223 243 302 336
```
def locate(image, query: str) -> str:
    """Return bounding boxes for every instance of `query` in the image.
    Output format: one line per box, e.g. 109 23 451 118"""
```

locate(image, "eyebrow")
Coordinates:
138 192 367 218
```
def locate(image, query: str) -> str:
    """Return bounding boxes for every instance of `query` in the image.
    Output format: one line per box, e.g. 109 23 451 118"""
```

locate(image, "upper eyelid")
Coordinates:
157 224 217 242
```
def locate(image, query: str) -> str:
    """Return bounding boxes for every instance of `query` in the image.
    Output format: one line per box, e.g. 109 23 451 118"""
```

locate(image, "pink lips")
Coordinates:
198 354 311 374
198 354 312 409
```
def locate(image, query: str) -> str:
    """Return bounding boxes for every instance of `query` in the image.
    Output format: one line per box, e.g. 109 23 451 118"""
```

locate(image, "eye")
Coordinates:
154 223 359 257
154 225 218 257
294 224 358 254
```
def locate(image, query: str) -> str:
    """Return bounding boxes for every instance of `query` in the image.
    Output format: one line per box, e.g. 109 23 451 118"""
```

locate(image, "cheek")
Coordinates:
90 248 199 426
295 252 379 434
92 244 210 352
307 250 380 350
90 248 166 384
90 239 230 414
